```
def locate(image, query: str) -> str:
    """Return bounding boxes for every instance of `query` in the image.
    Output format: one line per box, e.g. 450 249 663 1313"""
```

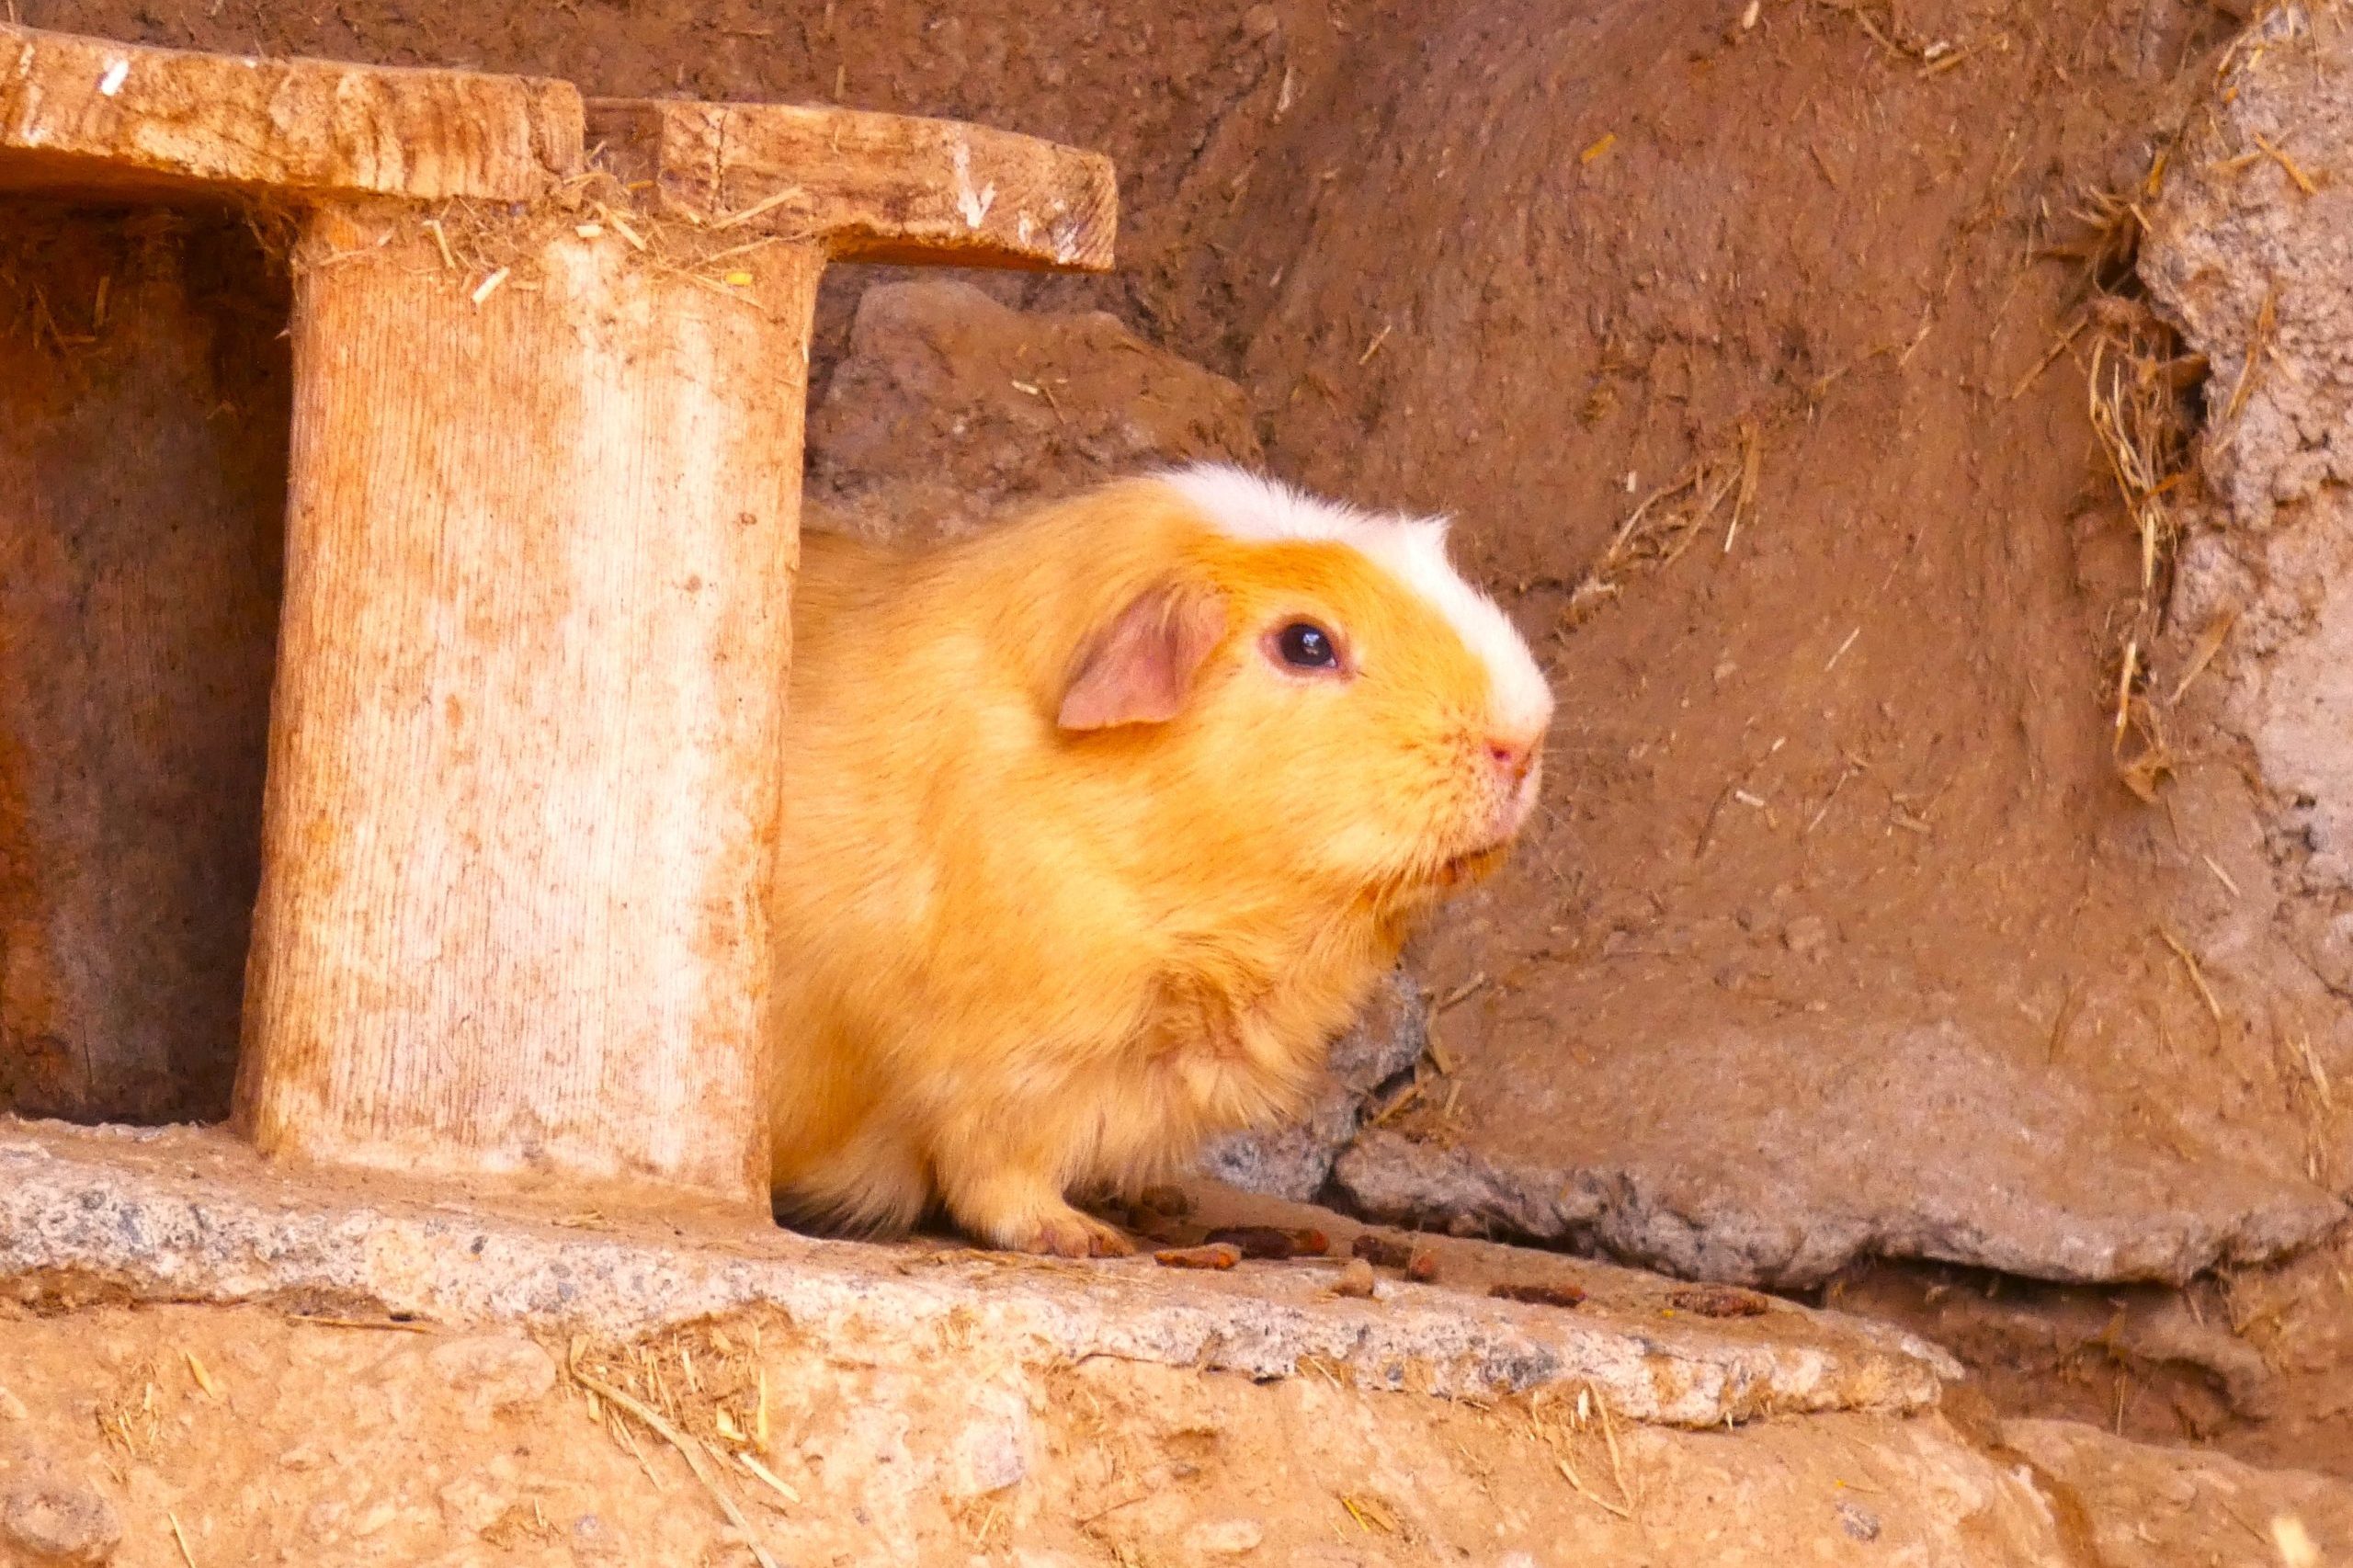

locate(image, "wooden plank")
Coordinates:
0 21 580 202
233 214 817 1206
587 98 1116 271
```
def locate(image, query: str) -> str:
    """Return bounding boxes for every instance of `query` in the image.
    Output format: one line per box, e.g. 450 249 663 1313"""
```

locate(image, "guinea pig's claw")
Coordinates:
1027 1207 1136 1260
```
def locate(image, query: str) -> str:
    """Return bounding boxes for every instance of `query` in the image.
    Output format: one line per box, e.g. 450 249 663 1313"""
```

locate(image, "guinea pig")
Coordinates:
767 463 1552 1256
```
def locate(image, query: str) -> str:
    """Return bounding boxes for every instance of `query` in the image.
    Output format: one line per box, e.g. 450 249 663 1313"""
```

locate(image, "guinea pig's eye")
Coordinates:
1275 621 1339 670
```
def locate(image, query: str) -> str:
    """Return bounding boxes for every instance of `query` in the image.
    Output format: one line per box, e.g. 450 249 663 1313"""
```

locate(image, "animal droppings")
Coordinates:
1204 1225 1329 1259
1489 1281 1587 1309
1350 1234 1415 1269
1665 1287 1771 1319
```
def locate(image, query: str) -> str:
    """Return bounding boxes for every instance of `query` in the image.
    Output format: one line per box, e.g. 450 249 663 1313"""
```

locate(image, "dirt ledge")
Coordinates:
0 1119 1951 1428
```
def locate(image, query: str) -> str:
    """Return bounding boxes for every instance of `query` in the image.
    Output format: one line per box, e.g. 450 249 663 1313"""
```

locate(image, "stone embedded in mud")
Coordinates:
437 1465 518 1537
1196 1093 1362 1204
1331 1018 2345 1290
425 1335 557 1432
567 1512 630 1564
804 277 1261 550
1183 1517 1265 1556
946 1392 1032 1498
0 1477 121 1567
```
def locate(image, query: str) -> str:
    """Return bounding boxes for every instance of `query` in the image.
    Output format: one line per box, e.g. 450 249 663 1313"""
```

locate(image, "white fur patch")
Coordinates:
1159 463 1553 737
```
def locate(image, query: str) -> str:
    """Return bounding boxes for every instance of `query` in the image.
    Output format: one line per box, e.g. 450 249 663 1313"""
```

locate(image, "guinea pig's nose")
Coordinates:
1486 739 1535 789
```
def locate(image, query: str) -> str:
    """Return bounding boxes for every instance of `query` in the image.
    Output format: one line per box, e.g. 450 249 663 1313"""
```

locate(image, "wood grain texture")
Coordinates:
0 20 580 202
585 98 1116 271
233 208 817 1205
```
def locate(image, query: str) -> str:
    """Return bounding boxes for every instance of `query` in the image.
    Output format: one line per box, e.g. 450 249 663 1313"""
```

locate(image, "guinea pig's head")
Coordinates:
1052 464 1553 910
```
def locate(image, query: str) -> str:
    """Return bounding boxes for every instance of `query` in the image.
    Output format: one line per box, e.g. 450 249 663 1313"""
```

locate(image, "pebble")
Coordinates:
1241 5 1281 41
426 1335 556 1428
568 1512 630 1565
949 1416 1029 1496
1203 1226 1313 1260
1665 1285 1771 1319
1836 1500 1881 1541
1332 1258 1378 1299
1782 915 1830 957
438 1471 514 1536
1489 1280 1586 1309
1184 1517 1265 1556
1 1478 123 1567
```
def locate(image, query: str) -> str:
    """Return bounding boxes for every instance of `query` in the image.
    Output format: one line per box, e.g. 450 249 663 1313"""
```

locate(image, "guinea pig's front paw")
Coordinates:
1007 1203 1137 1260
942 1168 1139 1259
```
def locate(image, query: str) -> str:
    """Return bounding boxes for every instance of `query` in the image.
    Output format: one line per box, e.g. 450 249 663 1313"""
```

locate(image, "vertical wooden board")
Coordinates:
237 215 817 1202
0 200 289 1122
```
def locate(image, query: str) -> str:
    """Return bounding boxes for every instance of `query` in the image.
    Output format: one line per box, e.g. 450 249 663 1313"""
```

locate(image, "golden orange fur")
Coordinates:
767 472 1551 1256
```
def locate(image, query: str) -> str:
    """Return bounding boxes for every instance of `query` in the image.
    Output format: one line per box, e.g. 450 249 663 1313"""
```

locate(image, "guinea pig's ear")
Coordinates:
1057 577 1230 732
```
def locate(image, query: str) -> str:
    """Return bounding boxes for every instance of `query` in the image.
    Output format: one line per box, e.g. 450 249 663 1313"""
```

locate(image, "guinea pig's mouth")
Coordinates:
1435 844 1512 887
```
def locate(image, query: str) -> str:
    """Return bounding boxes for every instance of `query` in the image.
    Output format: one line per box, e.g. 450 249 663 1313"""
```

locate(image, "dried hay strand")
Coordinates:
1338 1492 1404 1534
2063 178 2204 802
1806 0 1984 72
1563 447 1747 630
2279 1023 2338 1185
92 1355 165 1460
2040 183 2154 295
1519 1384 1642 1523
563 1323 788 1567
287 165 806 313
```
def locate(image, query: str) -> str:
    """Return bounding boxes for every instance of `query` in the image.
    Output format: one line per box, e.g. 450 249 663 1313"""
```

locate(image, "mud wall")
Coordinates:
0 204 287 1122
6 0 2351 1315
1177 0 2353 1289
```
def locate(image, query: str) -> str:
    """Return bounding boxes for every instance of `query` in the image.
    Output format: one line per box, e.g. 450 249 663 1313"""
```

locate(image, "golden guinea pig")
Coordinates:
767 464 1554 1256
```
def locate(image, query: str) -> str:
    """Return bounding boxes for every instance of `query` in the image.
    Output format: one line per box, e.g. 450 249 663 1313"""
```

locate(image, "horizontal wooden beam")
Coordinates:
0 21 580 202
587 98 1117 271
